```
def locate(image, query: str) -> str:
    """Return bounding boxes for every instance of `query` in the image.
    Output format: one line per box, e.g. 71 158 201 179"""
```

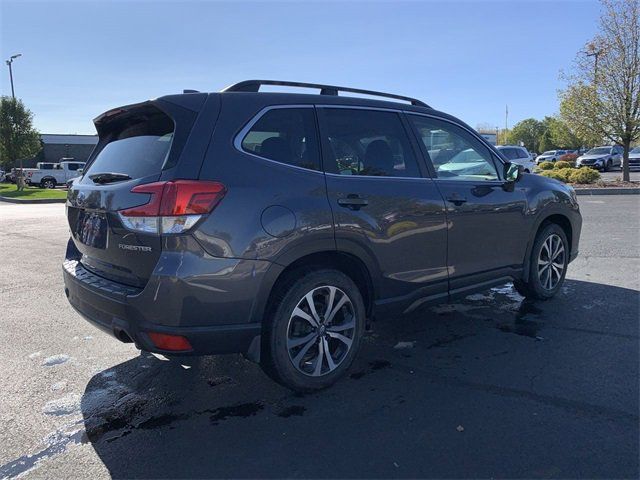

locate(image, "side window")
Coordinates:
320 109 421 178
502 148 518 160
241 108 320 171
67 163 80 171
409 115 499 181
516 148 529 159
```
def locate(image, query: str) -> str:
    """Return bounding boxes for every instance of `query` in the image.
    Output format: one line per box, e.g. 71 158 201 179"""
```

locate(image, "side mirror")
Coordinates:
77 168 83 175
503 162 524 191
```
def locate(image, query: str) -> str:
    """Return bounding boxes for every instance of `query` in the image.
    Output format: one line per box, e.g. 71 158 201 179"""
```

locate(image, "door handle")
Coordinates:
446 195 467 206
338 194 369 210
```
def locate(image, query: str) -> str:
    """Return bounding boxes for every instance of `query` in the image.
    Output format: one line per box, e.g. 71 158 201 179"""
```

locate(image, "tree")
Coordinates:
559 0 640 181
0 96 41 190
507 118 544 152
546 116 588 149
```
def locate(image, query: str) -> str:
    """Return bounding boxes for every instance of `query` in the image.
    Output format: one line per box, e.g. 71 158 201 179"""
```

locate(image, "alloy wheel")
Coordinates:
286 285 356 377
538 233 565 290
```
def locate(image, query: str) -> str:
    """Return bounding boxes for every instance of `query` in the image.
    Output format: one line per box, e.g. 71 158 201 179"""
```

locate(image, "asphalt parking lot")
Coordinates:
1 196 638 479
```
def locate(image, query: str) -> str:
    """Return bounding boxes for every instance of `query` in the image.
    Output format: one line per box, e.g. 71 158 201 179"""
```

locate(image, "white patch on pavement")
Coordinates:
42 394 82 416
42 354 70 366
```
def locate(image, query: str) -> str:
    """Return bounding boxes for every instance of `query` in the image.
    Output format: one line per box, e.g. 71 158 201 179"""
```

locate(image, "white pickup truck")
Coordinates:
28 160 85 188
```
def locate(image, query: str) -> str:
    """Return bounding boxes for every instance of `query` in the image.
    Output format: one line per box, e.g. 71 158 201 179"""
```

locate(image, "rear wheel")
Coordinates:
514 223 568 300
262 269 365 392
41 178 56 189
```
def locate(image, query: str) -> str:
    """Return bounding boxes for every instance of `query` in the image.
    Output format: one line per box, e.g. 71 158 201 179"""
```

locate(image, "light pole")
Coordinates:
5 53 22 99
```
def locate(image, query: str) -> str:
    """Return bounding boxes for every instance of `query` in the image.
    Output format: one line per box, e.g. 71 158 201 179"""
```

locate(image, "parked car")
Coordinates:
576 145 623 171
0 169 5 183
63 80 582 391
535 150 567 164
495 145 536 173
623 146 640 171
29 160 85 188
7 167 38 183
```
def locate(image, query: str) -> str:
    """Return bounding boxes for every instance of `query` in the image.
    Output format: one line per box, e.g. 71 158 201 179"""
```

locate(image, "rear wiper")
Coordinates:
89 172 132 184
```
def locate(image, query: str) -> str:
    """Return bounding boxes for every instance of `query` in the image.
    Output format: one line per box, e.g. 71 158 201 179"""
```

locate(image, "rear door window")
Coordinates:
85 107 174 180
240 108 320 171
319 108 422 178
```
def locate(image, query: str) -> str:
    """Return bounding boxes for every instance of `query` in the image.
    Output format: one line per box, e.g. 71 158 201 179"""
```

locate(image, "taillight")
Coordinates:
118 180 226 235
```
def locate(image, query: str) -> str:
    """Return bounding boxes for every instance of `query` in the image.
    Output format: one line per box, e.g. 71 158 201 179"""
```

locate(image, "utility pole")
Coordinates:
5 53 22 99
5 54 23 189
504 105 509 143
584 42 604 83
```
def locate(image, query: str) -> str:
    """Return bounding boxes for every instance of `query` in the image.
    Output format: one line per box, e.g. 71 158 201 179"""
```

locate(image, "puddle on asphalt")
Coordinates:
277 405 306 418
496 301 545 340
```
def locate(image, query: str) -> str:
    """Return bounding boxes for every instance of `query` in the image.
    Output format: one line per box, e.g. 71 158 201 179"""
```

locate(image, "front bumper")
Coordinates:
62 249 268 356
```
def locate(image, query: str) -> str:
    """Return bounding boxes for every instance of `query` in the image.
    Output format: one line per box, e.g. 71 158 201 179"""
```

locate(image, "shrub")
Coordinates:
554 160 573 170
538 161 554 170
559 153 578 166
569 168 600 184
540 168 574 183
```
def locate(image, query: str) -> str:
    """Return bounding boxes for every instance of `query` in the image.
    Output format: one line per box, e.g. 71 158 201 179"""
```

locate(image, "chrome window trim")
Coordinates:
233 104 323 175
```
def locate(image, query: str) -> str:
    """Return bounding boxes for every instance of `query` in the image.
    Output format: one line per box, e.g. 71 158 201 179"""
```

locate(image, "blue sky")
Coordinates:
1 0 600 134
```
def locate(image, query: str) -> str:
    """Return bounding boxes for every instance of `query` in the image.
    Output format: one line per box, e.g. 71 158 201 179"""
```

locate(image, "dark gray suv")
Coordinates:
63 80 582 391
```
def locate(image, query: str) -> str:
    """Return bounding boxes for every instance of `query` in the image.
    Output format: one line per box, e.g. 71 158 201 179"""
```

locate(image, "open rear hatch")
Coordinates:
67 101 189 288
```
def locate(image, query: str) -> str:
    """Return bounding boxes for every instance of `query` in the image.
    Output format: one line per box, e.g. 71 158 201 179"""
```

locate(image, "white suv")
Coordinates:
496 145 536 173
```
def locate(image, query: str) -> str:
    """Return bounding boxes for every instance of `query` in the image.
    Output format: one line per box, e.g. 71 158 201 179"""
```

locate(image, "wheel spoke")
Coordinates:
304 292 322 326
324 286 336 319
287 332 316 350
313 339 325 376
323 337 336 371
292 307 318 328
327 318 355 332
552 245 565 262
552 261 564 270
292 336 318 367
539 263 550 274
326 331 353 348
325 294 348 324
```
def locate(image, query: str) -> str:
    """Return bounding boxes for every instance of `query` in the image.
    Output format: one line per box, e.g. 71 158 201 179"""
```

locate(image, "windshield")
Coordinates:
586 147 611 155
541 151 556 155
631 147 640 153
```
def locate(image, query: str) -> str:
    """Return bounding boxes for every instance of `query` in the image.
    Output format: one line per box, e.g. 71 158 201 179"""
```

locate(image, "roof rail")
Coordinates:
221 80 430 108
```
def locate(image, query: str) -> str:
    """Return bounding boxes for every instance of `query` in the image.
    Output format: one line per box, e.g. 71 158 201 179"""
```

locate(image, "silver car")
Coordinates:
624 146 640 171
576 146 623 171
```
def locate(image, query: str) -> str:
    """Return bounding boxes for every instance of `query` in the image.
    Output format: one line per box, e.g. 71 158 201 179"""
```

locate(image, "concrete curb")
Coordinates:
575 188 640 196
0 196 66 204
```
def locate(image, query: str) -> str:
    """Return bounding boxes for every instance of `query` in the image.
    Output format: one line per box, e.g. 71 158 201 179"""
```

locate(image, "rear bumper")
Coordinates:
63 250 268 356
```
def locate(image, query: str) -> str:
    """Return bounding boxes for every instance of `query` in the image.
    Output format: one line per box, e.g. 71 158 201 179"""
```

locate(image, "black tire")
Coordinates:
41 178 56 189
262 268 365 392
604 160 610 172
514 223 569 300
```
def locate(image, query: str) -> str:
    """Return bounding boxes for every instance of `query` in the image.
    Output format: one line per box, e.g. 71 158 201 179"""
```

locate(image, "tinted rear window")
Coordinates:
86 108 174 179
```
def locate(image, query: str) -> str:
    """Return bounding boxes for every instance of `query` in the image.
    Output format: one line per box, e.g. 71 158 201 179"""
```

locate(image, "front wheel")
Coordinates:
262 269 365 392
514 223 569 300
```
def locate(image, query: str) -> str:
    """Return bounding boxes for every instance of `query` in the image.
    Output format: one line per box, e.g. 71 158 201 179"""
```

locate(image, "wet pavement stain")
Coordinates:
496 301 545 340
210 402 263 424
350 370 366 380
427 333 476 349
369 360 391 371
277 405 306 418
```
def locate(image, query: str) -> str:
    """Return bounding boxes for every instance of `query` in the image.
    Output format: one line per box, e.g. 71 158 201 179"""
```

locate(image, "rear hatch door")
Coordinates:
66 96 209 287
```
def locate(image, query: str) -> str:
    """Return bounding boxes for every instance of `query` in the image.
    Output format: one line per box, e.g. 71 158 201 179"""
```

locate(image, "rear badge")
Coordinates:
118 243 152 252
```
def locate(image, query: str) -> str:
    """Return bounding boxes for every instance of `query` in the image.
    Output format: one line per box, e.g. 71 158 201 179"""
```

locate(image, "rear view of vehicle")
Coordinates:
63 94 239 353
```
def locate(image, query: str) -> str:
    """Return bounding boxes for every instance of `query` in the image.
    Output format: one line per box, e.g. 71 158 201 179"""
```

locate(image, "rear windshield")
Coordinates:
86 107 174 179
